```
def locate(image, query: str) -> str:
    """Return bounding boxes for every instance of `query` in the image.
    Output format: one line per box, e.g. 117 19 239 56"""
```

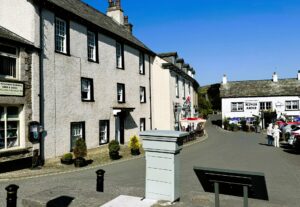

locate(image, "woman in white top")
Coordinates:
273 125 281 148
267 123 273 146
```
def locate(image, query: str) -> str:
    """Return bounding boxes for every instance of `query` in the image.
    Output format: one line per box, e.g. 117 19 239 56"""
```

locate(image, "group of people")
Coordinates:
267 123 281 147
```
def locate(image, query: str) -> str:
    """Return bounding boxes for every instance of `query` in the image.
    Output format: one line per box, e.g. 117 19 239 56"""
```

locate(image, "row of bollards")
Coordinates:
3 169 105 207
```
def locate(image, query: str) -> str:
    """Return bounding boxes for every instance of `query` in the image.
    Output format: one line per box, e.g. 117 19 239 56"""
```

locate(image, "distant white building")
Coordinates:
152 52 199 131
220 72 300 128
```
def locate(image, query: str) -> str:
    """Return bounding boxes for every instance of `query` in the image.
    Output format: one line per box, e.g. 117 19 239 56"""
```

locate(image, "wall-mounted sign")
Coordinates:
0 81 24 96
245 102 258 110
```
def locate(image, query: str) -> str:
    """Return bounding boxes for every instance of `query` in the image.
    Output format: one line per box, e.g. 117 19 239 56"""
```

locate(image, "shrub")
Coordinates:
108 140 120 160
73 138 87 158
128 135 141 150
62 152 73 160
223 118 230 130
240 118 248 131
229 123 239 131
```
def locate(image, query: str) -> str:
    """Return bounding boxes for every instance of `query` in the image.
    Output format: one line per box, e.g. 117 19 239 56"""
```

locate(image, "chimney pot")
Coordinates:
272 72 278 82
124 16 128 24
222 74 227 84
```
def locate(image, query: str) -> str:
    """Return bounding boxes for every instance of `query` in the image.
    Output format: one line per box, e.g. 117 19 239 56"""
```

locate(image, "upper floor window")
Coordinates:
286 100 299 111
117 83 125 103
188 82 191 95
139 52 145 74
182 79 186 99
231 102 244 112
140 86 146 103
55 17 68 54
116 42 124 69
260 102 272 110
81 78 94 101
87 31 97 62
0 45 17 78
175 75 179 98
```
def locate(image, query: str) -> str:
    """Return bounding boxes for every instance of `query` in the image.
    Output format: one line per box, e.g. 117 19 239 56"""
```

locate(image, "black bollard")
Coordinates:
96 169 105 192
5 184 19 207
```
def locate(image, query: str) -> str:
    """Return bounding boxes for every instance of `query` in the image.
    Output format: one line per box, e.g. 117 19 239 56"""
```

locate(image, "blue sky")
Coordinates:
82 0 300 86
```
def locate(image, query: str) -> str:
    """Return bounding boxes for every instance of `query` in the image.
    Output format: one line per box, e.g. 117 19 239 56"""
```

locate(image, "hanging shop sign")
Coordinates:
0 81 24 96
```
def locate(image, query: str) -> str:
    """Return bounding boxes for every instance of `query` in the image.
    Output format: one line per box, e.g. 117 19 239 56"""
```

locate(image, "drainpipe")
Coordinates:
149 55 153 130
38 2 45 164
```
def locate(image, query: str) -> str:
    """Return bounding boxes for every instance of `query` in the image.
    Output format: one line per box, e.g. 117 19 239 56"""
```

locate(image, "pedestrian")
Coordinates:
273 124 281 148
267 123 273 146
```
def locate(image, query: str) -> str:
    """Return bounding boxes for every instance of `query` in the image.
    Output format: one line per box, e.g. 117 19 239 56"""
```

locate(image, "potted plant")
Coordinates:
73 138 87 167
108 140 120 160
128 135 141 155
60 152 73 165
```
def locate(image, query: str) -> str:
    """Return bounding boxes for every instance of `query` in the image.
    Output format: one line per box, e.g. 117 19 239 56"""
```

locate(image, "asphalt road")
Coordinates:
0 115 300 206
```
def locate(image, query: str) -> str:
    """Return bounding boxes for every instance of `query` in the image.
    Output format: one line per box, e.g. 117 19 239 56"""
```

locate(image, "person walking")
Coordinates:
273 124 281 148
267 123 273 146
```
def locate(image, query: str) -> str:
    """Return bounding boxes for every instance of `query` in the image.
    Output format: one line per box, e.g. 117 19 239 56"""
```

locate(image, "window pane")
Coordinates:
116 42 123 68
100 120 109 144
0 45 17 55
88 31 96 60
0 56 16 77
7 107 18 119
71 122 83 149
55 18 66 53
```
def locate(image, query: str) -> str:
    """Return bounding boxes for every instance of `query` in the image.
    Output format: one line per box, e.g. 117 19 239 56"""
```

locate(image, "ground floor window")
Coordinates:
0 106 20 150
260 102 272 110
285 100 299 111
140 118 146 131
99 120 109 145
231 102 244 112
70 122 85 150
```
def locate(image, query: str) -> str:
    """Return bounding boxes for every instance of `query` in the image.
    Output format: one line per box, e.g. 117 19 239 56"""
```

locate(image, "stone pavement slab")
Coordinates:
100 195 157 207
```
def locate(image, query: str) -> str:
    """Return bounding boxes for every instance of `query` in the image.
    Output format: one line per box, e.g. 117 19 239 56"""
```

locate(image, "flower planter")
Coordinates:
131 149 140 156
74 157 86 167
109 151 119 160
60 158 73 165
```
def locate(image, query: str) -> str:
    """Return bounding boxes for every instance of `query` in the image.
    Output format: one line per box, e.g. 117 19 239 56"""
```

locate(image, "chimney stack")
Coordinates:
298 70 300 80
272 72 278 82
107 0 124 25
222 74 227 84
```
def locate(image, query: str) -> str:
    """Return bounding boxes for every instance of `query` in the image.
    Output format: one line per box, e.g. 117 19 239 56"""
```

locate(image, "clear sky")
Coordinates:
82 0 300 86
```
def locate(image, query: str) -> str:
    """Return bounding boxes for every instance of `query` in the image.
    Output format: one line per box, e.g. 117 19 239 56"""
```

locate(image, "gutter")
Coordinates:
149 55 153 130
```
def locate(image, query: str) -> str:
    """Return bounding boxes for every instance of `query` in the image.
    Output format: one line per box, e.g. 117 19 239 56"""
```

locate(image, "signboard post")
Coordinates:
194 166 268 207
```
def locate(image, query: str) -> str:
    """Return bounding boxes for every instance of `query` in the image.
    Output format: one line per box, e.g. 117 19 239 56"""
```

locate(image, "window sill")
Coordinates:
88 59 99 64
117 101 126 104
55 50 70 56
139 73 145 75
116 67 125 70
285 109 299 111
82 99 95 102
140 102 147 104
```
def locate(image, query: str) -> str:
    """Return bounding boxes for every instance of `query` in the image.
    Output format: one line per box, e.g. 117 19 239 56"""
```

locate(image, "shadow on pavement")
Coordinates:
259 143 272 147
283 149 300 155
46 195 75 207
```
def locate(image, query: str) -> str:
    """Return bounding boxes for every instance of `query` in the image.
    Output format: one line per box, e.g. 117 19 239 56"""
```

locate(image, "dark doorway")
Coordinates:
115 112 125 144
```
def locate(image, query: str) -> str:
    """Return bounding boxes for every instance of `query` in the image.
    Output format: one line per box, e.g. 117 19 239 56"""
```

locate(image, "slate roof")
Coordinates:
158 52 178 58
0 25 34 46
220 78 300 98
43 0 154 54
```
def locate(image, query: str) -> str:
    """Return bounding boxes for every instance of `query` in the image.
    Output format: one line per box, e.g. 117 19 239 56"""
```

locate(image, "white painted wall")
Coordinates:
0 0 39 46
222 96 300 121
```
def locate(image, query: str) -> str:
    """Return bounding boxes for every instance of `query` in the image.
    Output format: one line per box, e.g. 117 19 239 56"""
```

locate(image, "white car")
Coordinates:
288 126 300 145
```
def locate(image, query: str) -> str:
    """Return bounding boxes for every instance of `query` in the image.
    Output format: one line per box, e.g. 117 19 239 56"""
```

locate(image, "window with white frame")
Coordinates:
140 86 146 103
0 44 17 78
99 120 109 145
70 122 85 150
117 83 125 103
259 102 272 110
285 100 299 110
55 17 67 53
140 118 146 131
81 78 94 101
87 31 97 61
139 52 145 74
182 79 186 99
0 106 20 150
116 42 124 68
175 75 179 98
231 102 244 112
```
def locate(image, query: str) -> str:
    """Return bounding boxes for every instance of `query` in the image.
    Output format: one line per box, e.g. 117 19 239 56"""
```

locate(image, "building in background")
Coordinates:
220 72 300 128
151 52 199 131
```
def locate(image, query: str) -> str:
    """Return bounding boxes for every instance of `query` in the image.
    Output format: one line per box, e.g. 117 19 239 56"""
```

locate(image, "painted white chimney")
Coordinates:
222 74 227 84
272 72 278 82
298 70 300 80
107 0 124 25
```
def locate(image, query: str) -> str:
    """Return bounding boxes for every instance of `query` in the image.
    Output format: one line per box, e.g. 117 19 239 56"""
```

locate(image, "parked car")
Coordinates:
288 126 300 145
292 135 300 150
282 124 297 140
